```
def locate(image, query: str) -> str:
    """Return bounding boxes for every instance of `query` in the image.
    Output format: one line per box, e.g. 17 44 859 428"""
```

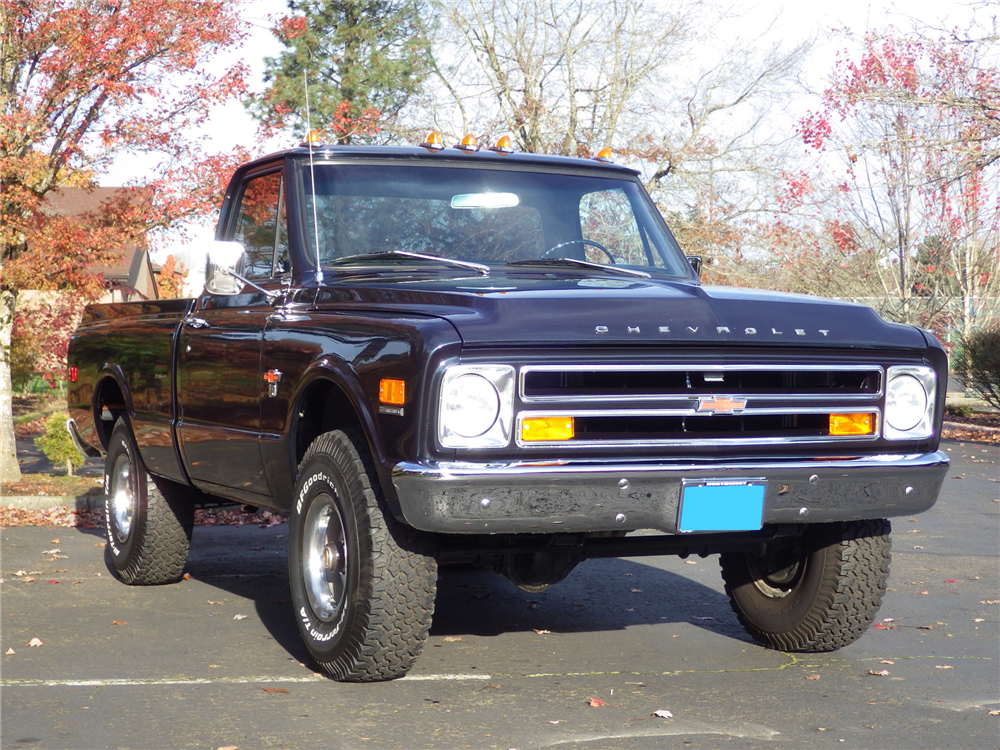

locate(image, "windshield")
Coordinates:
300 163 690 275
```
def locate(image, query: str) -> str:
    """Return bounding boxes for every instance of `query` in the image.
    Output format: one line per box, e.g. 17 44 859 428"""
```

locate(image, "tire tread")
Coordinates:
721 519 891 652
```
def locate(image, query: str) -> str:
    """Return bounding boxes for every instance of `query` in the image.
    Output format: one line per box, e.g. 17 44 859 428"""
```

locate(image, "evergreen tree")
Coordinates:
249 0 432 143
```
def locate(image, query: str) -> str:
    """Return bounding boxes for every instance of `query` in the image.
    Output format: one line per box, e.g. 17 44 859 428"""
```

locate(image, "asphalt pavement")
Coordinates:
1 439 998 750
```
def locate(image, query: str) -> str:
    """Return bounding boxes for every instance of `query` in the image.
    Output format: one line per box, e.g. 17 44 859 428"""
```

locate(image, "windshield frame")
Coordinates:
292 158 694 280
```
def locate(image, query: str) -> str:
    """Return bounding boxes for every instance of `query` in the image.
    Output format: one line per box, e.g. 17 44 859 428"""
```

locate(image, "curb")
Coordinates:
1 495 103 511
942 421 1000 438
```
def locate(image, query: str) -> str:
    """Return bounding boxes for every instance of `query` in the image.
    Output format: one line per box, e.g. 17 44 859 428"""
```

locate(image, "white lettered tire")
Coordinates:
104 418 194 585
289 430 437 681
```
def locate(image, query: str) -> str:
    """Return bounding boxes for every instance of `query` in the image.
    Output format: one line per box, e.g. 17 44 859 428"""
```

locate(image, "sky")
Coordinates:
116 0 989 293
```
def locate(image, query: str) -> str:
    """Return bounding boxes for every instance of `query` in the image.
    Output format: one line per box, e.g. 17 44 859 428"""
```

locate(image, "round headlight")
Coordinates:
885 374 928 432
442 373 500 438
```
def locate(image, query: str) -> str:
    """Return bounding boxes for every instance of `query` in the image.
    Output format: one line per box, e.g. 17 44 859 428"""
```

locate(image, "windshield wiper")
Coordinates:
507 258 651 279
327 250 489 276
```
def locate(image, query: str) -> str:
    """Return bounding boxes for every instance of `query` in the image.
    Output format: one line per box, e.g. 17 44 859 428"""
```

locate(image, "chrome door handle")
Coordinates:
186 317 211 329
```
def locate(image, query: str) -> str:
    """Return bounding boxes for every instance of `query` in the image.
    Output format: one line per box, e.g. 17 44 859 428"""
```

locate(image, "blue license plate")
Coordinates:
678 480 766 532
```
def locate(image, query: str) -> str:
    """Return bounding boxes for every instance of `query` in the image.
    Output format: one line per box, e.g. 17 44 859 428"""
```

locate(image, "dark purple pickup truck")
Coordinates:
68 138 949 681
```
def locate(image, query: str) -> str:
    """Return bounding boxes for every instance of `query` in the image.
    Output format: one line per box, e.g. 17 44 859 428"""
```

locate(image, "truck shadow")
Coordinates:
431 557 748 642
164 525 751 667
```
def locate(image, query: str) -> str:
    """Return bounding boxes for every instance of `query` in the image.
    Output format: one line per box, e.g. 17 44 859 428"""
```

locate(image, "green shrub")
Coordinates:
954 327 1000 411
34 412 86 476
944 403 973 418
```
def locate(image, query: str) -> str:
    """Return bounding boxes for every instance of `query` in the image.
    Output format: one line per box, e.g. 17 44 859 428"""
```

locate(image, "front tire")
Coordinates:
104 418 194 585
289 430 437 682
719 519 891 652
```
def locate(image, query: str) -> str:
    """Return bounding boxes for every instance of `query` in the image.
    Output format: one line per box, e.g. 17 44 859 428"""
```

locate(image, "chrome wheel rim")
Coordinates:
302 492 347 622
110 453 135 543
747 544 804 599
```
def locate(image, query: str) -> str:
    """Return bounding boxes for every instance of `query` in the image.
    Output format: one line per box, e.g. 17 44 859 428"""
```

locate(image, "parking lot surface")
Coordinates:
2 439 998 750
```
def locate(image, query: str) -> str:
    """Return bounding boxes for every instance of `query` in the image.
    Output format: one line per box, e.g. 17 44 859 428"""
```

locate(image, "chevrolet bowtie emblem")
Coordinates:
697 396 747 415
264 369 283 398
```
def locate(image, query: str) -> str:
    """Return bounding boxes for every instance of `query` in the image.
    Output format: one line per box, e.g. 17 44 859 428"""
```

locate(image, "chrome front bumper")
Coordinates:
391 451 950 534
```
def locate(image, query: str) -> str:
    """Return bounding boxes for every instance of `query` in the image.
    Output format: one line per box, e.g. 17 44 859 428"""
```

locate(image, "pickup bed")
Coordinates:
68 137 950 681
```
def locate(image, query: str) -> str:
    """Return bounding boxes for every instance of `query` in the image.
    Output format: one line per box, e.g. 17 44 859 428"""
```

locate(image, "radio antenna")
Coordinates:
304 69 324 285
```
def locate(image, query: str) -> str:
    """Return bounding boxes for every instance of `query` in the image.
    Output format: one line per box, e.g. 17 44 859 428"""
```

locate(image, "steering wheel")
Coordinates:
542 239 616 264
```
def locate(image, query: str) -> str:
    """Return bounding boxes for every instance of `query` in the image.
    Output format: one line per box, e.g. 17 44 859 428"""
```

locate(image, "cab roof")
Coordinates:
244 143 642 177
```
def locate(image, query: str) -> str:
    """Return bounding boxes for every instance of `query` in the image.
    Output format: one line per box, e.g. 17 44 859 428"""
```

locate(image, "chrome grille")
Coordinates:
521 364 882 402
515 364 884 448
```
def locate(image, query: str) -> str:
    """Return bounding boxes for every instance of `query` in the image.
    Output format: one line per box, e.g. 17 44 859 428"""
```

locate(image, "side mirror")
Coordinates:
204 241 246 294
686 255 703 278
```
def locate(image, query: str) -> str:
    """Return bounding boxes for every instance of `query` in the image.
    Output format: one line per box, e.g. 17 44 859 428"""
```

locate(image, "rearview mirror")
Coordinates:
450 192 519 209
686 255 703 278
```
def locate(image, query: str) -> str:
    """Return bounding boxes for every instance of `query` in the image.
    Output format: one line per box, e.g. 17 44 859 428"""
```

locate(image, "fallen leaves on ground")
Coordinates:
805 674 821 680
588 697 606 707
866 669 890 677
27 638 43 647
0 505 288 529
262 688 289 694
652 709 673 719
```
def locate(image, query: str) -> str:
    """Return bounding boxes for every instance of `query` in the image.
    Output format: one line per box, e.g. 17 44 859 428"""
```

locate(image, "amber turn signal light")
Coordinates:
829 412 875 436
521 416 575 442
379 379 406 406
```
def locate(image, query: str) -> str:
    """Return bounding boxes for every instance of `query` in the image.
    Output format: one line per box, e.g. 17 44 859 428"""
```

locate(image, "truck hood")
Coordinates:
314 272 927 350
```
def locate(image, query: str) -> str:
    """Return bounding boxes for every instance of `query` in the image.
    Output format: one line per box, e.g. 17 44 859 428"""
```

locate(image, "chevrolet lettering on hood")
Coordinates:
595 324 831 337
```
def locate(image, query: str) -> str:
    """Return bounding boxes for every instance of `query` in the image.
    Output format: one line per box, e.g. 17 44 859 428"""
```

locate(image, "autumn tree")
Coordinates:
795 21 1000 336
0 0 248 481
156 254 189 299
248 0 433 143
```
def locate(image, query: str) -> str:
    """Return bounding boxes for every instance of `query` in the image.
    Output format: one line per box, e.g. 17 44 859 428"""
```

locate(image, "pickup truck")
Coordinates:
68 135 950 682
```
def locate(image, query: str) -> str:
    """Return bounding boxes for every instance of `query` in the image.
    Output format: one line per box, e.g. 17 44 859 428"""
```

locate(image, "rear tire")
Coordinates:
719 519 891 652
104 418 194 585
289 430 437 682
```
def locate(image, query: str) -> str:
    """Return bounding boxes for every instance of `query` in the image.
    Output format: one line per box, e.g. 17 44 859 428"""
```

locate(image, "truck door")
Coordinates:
176 167 290 500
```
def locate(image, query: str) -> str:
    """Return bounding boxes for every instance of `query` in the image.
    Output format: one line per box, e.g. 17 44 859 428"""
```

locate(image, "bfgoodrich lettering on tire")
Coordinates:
719 519 891 652
104 418 194 585
289 430 437 682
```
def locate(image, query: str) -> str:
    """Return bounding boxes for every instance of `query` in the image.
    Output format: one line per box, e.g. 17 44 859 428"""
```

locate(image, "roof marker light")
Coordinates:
488 135 514 155
301 129 324 148
593 146 613 163
455 134 479 153
420 131 445 151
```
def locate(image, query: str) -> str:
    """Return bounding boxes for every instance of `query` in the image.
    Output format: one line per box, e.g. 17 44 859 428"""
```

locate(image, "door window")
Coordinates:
233 171 289 279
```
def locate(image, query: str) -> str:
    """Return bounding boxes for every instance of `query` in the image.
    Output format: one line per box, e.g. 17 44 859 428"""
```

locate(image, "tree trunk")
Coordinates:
0 288 22 483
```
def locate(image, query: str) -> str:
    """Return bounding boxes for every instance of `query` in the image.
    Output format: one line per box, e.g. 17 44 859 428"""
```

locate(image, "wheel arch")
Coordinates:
93 368 132 451
290 368 397 513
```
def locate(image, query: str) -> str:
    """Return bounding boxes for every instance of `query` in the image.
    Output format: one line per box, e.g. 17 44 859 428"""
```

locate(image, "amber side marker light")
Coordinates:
379 379 406 406
521 416 575 442
829 412 875 436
